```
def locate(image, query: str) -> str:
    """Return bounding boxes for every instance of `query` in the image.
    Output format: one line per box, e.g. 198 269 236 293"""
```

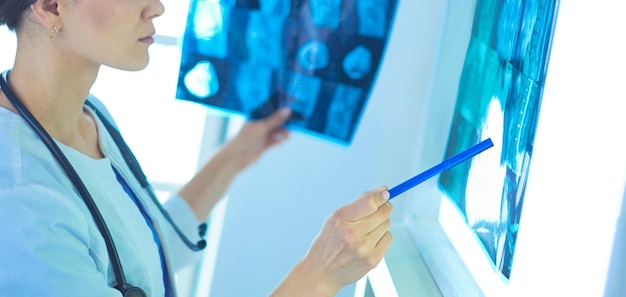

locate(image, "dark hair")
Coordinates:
0 0 36 31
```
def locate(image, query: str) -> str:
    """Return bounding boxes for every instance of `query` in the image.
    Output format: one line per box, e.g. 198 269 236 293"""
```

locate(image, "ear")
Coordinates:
29 0 62 30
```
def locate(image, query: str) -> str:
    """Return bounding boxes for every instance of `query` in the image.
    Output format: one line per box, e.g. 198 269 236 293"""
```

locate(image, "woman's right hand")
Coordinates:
270 186 393 297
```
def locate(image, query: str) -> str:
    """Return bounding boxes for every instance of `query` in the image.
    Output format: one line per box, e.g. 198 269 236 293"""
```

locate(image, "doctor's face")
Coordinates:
54 0 164 71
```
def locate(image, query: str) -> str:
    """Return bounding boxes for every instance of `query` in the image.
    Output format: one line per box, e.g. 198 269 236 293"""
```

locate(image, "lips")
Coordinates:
139 31 156 44
139 36 155 44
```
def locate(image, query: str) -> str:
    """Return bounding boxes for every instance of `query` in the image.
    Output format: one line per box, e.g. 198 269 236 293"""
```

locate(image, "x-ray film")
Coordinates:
439 0 560 280
177 0 398 145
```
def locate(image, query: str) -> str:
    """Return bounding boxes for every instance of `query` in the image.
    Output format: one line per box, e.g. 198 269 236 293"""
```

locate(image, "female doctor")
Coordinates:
0 0 394 296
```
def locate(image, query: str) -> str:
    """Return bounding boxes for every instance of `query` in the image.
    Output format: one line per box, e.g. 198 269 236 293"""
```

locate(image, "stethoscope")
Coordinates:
0 71 207 297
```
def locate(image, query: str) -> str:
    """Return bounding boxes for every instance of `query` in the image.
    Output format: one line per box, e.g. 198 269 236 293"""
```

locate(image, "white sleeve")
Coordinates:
161 194 206 273
0 186 121 297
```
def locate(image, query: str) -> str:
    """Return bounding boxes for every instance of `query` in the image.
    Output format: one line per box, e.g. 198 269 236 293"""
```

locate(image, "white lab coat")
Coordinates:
0 89 205 296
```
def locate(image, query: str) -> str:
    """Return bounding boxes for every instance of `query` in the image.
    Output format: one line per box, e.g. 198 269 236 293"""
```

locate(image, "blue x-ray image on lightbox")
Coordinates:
439 0 560 280
176 0 398 145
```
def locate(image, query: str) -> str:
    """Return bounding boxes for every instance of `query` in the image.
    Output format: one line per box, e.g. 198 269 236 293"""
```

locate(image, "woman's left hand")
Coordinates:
223 107 292 171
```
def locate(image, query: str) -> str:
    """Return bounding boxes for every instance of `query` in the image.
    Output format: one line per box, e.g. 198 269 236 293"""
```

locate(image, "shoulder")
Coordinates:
0 107 23 185
85 94 120 130
0 70 17 113
0 104 70 188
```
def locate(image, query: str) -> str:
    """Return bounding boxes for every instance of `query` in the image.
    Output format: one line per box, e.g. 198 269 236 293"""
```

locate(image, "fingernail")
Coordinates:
382 191 390 200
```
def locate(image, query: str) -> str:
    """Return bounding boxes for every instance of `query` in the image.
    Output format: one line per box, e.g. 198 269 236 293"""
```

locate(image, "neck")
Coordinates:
0 36 105 160
7 37 100 144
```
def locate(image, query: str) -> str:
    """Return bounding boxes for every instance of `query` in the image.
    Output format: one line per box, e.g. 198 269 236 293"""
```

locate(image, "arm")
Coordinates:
270 187 394 297
178 108 291 220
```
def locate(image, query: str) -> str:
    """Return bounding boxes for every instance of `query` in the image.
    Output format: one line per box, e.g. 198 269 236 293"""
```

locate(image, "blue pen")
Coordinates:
388 138 494 200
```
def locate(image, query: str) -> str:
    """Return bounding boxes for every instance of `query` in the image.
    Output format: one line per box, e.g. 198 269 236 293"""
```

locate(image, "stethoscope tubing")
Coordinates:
0 71 206 296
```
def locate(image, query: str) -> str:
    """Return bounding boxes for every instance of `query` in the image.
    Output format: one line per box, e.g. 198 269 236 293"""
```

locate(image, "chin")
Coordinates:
110 54 151 71
127 63 150 72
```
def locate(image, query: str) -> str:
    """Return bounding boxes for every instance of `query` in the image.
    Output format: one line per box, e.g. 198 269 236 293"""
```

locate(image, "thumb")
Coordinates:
340 186 390 222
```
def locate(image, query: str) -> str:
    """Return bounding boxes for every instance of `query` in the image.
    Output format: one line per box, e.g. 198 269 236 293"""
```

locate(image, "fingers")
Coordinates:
302 188 394 288
362 207 392 262
374 231 392 255
365 222 393 268
367 218 391 243
259 108 291 147
360 202 393 235
263 107 291 130
358 219 393 271
267 129 290 147
339 186 389 222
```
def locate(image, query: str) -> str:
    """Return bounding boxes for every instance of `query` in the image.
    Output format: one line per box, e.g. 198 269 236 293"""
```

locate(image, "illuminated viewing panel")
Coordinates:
439 0 560 280
176 0 398 145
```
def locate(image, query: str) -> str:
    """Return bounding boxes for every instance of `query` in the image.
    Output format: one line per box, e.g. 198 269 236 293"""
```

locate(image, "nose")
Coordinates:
144 0 165 20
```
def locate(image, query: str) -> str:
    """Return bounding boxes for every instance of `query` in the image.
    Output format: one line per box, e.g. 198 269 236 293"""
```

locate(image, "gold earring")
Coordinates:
49 26 58 39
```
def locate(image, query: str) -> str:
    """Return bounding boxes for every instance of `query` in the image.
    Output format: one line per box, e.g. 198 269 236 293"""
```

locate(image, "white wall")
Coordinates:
207 0 448 296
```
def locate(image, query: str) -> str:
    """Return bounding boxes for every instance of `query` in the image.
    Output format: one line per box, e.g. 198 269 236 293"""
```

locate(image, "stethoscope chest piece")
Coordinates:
120 285 147 297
